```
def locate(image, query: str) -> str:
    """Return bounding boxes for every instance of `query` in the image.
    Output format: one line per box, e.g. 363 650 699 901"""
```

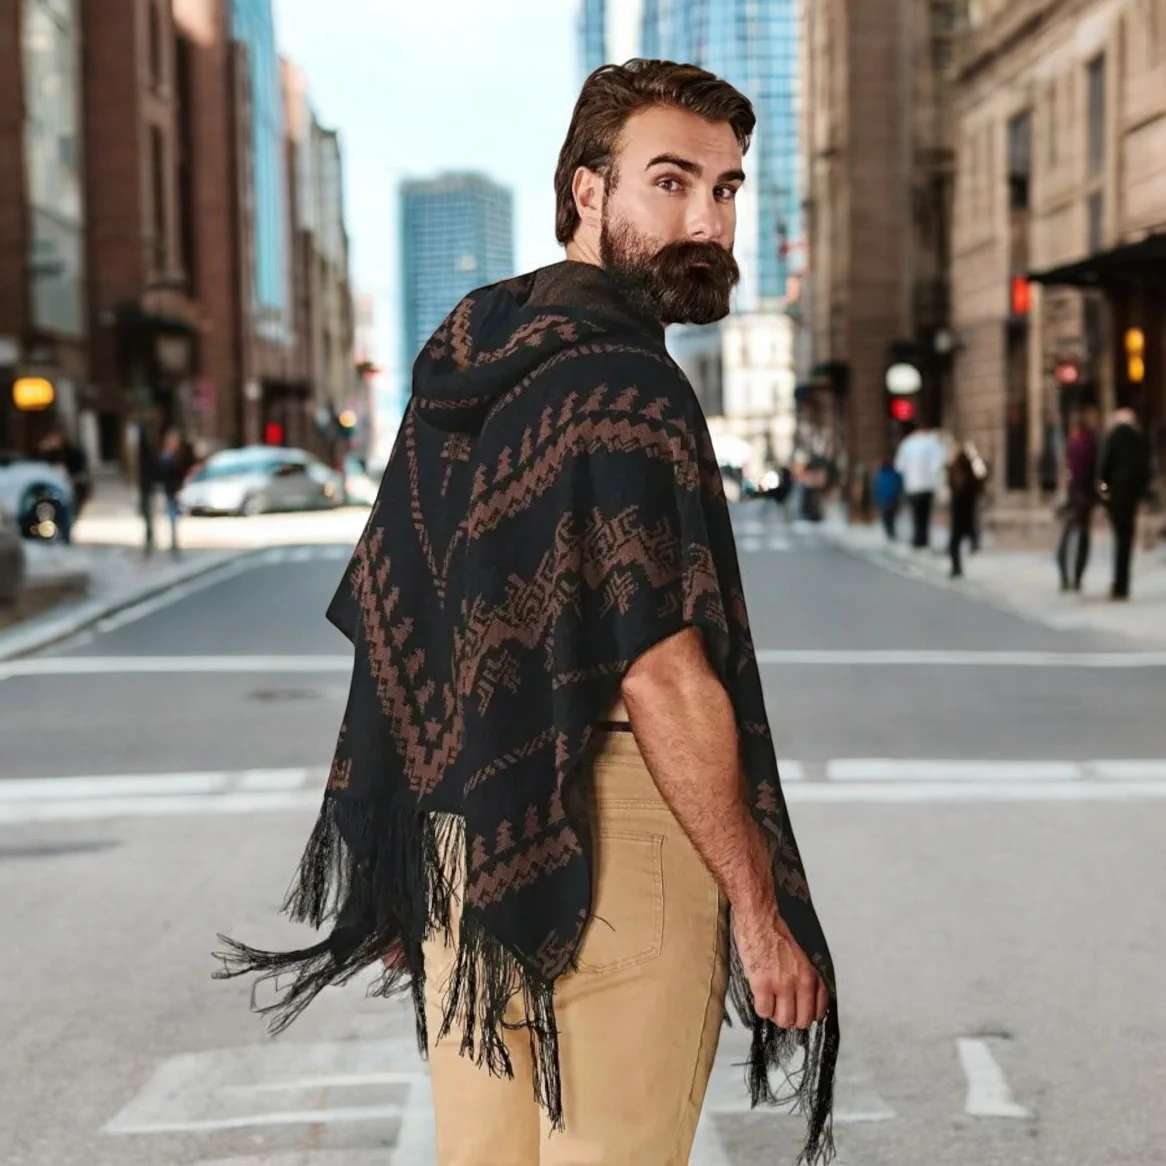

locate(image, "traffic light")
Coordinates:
889 396 916 423
1124 328 1145 384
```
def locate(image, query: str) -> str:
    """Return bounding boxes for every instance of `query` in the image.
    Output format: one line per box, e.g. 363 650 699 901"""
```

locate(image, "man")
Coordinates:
1056 405 1100 592
217 60 837 1165
1098 407 1151 600
894 423 947 549
37 425 90 543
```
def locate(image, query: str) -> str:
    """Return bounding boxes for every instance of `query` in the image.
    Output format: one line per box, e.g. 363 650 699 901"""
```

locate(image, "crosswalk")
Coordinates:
100 971 1032 1165
3 758 1166 824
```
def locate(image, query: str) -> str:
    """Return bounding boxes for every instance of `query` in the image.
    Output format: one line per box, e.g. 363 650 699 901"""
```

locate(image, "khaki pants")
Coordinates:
423 728 730 1164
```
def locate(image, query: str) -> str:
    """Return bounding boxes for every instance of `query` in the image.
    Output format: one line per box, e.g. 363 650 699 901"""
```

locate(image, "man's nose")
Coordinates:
686 192 726 242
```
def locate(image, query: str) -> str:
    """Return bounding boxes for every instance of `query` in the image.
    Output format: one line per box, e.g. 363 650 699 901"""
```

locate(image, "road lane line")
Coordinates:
1087 759 1166 781
0 770 319 801
956 1038 1031 1118
788 780 1166 803
108 1103 415 1134
828 760 1083 783
754 649 1166 667
0 790 322 823
0 654 352 678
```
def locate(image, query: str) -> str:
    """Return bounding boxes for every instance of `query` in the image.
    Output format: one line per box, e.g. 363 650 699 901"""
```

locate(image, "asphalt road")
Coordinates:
1 501 1164 1166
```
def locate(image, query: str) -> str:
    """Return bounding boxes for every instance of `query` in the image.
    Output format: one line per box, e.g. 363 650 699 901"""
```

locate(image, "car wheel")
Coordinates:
21 496 66 542
240 493 265 517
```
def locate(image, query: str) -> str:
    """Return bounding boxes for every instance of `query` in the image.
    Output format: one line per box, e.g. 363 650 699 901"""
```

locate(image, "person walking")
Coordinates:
154 428 190 556
1098 407 1152 600
947 446 979 579
874 458 904 540
1055 405 1100 592
895 424 946 549
216 59 838 1166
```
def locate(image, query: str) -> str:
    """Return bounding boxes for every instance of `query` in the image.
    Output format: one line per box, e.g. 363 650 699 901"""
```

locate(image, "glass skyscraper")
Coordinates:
231 0 287 339
399 173 515 369
582 0 802 307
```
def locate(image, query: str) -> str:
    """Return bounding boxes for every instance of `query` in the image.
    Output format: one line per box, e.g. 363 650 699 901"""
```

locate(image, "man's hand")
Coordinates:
733 904 829 1029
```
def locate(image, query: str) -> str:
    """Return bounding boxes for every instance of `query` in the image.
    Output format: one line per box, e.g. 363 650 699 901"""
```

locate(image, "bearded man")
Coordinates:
218 59 839 1166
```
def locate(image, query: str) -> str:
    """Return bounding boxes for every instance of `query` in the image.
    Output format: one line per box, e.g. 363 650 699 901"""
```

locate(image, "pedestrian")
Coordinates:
947 446 979 579
136 420 157 557
873 457 903 540
1098 407 1152 600
154 428 190 556
964 441 989 552
215 59 838 1166
1055 405 1100 592
894 423 946 549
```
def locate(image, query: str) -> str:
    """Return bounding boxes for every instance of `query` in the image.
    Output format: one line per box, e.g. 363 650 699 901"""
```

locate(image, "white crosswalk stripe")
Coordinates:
102 1004 1031 1164
3 759 1166 824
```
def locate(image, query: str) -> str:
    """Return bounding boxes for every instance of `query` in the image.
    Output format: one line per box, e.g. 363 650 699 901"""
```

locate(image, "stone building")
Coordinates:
802 0 960 479
951 0 1166 501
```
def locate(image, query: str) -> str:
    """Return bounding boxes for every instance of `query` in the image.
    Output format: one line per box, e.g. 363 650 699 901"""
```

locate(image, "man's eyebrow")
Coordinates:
644 154 746 184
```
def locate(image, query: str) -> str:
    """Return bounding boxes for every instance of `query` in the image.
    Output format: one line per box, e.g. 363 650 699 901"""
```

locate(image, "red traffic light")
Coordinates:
1054 361 1080 386
264 421 285 446
1011 275 1031 317
889 397 916 423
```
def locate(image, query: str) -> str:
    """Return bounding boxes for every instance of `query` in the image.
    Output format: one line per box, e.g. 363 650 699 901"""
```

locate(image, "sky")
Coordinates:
271 0 581 399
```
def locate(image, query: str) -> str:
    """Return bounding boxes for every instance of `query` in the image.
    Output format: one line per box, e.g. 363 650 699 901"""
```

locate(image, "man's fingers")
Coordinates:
753 988 777 1023
773 988 796 1030
795 973 818 1029
815 976 829 1022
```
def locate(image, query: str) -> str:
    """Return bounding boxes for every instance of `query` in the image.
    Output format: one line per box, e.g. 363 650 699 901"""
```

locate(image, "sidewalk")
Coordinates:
0 543 246 661
821 511 1166 647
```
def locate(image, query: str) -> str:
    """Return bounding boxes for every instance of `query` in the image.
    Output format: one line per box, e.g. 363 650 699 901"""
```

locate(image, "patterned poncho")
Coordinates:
216 260 839 1164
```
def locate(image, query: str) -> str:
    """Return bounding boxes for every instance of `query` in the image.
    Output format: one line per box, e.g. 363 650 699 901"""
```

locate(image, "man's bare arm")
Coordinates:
620 627 773 919
620 627 828 1028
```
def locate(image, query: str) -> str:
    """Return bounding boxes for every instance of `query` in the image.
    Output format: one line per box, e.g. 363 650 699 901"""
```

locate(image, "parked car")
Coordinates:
177 446 346 516
0 451 75 542
342 454 384 507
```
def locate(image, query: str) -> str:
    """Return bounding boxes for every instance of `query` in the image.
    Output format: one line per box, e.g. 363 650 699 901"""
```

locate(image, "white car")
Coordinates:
178 446 346 516
0 452 75 541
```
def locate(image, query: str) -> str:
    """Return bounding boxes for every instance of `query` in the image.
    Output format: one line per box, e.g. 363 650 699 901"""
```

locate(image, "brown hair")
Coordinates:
553 59 756 245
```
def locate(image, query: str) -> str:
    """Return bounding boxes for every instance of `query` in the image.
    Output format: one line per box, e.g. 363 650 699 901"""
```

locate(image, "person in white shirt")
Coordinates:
894 426 947 549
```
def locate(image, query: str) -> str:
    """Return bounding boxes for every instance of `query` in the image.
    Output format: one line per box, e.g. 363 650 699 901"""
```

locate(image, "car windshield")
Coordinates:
190 451 279 481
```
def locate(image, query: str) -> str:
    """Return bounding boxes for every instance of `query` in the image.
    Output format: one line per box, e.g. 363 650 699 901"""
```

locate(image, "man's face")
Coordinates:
598 105 743 325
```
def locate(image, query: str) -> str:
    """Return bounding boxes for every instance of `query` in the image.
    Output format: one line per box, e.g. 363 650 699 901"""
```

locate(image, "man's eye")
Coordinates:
657 177 682 192
716 186 740 201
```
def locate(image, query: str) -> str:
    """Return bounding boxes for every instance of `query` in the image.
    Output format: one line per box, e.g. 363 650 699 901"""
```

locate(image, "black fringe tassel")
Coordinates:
212 796 566 1126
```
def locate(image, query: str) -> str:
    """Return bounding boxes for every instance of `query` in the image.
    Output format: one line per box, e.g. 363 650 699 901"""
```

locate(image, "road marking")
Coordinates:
755 649 1166 667
956 1037 1031 1119
7 647 1166 683
5 762 1166 824
828 759 1082 783
0 654 352 679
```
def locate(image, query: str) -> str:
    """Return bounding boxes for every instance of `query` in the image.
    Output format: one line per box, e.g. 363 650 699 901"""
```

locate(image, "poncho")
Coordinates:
216 260 839 1164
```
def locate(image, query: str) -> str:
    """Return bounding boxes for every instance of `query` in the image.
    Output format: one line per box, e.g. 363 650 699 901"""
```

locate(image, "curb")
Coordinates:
0 548 257 663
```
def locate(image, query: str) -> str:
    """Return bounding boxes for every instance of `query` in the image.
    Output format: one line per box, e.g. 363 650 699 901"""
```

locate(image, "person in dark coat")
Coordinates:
1098 408 1152 600
1056 405 1100 591
947 447 979 579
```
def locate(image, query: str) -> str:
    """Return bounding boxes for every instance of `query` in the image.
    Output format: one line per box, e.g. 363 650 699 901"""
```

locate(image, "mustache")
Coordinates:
651 240 739 282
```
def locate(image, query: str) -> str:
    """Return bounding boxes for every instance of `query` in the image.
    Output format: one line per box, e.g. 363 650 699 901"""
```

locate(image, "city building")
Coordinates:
399 173 514 371
0 0 91 458
283 58 355 458
173 0 243 454
801 0 959 482
950 0 1166 504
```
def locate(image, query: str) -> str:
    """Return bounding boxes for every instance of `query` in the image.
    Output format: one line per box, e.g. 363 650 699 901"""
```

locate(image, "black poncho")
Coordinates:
217 260 839 1164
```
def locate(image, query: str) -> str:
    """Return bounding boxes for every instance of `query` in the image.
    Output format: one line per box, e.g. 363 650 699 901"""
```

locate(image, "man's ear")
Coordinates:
572 166 604 232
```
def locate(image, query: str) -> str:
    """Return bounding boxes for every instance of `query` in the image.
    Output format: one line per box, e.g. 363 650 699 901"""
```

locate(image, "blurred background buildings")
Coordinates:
0 0 368 471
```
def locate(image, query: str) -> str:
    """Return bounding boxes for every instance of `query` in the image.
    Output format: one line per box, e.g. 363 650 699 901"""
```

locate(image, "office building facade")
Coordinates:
399 173 514 370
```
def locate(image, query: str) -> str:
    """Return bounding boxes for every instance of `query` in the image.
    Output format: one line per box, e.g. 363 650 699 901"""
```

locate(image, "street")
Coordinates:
2 500 1164 1166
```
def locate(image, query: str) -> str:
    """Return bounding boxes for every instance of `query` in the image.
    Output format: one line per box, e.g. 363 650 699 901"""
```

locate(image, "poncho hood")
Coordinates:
412 262 664 434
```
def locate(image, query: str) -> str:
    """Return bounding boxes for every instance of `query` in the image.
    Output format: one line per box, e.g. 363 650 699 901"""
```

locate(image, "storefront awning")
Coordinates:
1028 233 1166 289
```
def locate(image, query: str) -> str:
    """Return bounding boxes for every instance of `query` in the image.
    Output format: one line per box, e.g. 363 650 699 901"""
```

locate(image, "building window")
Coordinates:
150 125 167 271
1087 54 1106 179
22 0 85 335
1007 112 1031 210
148 0 163 88
1087 190 1105 254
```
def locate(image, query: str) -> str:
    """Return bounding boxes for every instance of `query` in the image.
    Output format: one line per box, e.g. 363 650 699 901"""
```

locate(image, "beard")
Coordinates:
599 201 739 326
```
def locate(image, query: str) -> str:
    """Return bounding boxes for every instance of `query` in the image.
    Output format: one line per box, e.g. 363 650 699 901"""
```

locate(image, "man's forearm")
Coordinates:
621 666 775 920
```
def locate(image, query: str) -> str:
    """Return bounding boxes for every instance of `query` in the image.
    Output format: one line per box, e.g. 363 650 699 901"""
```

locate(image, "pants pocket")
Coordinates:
575 831 664 975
